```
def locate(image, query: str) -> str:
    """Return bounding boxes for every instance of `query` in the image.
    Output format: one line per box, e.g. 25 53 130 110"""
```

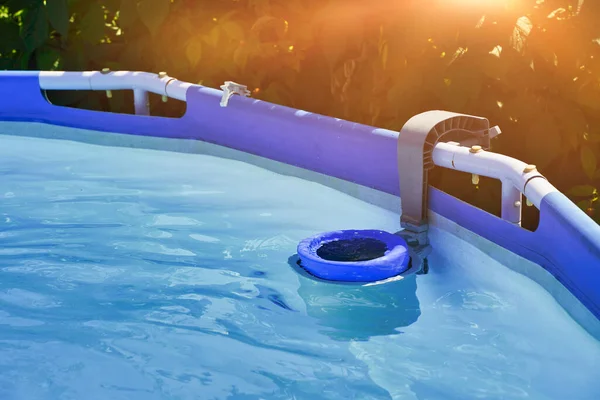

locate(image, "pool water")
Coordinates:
0 133 598 400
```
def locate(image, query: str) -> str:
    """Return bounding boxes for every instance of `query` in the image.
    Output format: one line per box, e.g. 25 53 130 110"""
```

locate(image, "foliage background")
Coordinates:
1 0 599 227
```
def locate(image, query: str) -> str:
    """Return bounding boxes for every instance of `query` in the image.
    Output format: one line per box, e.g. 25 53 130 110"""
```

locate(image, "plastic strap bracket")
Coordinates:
220 81 251 107
397 110 501 246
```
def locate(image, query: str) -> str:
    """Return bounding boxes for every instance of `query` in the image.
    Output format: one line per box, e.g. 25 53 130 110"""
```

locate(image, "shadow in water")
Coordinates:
288 255 421 342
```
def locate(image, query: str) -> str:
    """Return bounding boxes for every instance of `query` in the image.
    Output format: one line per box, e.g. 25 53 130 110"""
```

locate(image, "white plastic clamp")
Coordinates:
220 81 251 107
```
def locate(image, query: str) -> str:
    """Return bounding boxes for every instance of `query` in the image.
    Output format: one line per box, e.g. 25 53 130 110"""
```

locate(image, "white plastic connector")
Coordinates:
220 81 251 107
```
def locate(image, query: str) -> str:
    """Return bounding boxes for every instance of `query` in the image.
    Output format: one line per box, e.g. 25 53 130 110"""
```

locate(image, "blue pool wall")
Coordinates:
0 71 599 322
0 71 400 196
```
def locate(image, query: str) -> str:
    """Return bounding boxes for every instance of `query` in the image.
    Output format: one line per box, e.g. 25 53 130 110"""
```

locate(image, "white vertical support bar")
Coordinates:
501 180 522 225
133 88 149 116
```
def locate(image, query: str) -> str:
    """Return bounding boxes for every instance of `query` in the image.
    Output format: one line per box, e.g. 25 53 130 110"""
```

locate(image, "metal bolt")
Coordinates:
162 95 168 102
472 173 480 185
469 145 483 154
523 164 537 173
105 90 112 98
514 201 521 207
526 198 533 207
101 68 110 74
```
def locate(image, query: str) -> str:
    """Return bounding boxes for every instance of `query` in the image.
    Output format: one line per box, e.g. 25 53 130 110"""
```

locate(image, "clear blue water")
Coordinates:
0 133 598 400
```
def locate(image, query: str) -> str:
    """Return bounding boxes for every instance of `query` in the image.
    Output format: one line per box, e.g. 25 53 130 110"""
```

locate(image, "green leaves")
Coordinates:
443 64 483 111
251 16 277 33
185 37 203 68
233 43 249 70
581 145 597 180
250 15 288 41
510 16 532 54
221 21 244 41
119 0 138 29
577 81 600 111
80 3 105 43
0 19 21 53
481 48 509 80
36 46 62 70
203 27 220 48
567 185 597 198
137 0 170 37
380 41 389 70
5 0 38 14
46 0 70 39
21 4 48 53
524 113 563 169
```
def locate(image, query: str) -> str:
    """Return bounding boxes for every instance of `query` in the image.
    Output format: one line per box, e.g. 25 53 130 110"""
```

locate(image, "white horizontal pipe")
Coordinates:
38 71 188 102
432 142 558 209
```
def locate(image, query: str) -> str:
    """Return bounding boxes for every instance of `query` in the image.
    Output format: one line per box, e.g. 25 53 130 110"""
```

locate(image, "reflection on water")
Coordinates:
288 255 421 341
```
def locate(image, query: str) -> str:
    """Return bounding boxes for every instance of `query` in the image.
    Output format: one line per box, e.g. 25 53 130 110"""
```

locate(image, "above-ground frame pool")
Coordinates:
0 70 599 400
